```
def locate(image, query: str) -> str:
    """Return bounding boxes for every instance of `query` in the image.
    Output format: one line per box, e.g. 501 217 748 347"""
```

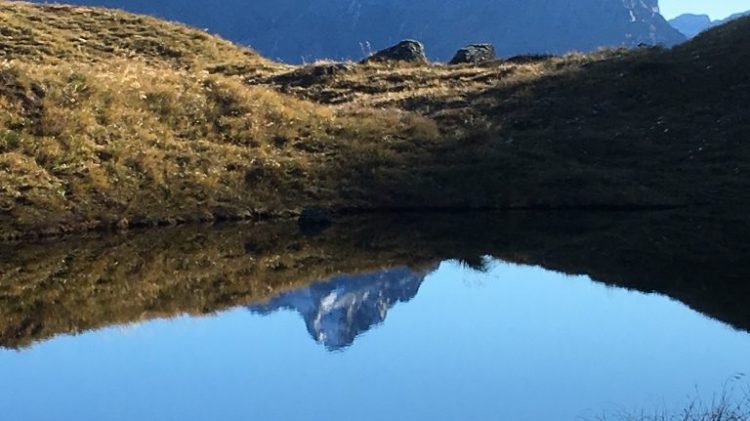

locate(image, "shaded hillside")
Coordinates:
263 17 750 212
27 0 685 62
1 210 749 349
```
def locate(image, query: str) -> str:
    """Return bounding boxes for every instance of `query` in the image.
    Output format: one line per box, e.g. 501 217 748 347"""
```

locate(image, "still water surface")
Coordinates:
1 258 748 421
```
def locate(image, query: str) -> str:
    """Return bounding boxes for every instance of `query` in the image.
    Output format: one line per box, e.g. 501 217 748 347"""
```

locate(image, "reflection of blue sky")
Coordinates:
1 260 749 421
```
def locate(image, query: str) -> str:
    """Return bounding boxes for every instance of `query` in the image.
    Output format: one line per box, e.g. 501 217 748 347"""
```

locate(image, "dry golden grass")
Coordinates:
0 57 440 237
0 2 441 238
262 51 611 117
0 1 279 73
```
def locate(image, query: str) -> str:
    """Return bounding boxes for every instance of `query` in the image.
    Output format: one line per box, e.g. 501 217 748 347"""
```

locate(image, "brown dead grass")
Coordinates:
0 1 280 74
0 2 440 238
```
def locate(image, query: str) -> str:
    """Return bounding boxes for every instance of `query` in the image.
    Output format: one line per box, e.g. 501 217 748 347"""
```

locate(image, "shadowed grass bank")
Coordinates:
592 389 750 420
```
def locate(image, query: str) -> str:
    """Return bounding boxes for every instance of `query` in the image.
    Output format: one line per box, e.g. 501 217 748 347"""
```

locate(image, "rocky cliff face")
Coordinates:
248 266 431 350
31 0 684 62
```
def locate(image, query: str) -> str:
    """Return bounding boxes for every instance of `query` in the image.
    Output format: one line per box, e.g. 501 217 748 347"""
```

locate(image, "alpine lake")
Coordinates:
1 210 749 420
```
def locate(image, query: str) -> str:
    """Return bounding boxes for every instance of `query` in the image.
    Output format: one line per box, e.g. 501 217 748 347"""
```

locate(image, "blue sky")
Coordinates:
660 0 750 20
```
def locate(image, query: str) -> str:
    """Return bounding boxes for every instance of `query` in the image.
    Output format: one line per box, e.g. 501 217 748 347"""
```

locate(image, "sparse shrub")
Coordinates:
0 130 21 152
590 387 750 421
203 78 249 117
143 90 178 122
62 72 91 106
35 106 69 137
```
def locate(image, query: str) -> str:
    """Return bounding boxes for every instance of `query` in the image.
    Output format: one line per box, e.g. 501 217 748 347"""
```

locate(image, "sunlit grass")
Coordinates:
0 2 440 238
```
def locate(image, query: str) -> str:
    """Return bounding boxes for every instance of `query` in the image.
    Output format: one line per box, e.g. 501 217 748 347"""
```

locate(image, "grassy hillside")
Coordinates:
1 2 749 238
0 2 438 239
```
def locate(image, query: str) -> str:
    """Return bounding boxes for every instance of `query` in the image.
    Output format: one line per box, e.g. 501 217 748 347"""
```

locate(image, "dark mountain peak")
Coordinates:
248 266 433 350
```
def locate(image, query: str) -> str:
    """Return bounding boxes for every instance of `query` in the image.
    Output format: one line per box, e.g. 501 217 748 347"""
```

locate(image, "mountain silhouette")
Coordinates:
27 0 685 62
670 11 750 38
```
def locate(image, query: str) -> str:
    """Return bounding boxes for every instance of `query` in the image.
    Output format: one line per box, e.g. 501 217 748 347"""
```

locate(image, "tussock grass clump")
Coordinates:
593 388 750 421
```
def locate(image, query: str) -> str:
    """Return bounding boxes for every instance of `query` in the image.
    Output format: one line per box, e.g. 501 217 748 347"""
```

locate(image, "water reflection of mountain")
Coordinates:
2 210 749 349
248 267 429 350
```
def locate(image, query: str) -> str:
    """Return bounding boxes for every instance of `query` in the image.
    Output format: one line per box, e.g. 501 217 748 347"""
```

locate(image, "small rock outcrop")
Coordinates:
505 53 555 64
361 40 427 64
273 63 352 87
449 44 496 64
298 207 333 236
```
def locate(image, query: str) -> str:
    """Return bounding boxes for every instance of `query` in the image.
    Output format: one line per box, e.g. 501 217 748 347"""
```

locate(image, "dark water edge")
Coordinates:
1 209 749 350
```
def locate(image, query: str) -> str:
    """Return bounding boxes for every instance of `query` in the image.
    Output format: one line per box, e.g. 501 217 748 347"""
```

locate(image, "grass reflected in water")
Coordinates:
1 210 749 350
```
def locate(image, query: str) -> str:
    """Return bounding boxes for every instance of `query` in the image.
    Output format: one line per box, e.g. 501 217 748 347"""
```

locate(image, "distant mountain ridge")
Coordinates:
670 11 750 38
27 0 685 62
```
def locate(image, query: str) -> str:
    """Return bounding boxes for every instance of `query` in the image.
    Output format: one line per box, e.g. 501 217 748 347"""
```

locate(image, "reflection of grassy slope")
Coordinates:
1 210 749 349
1 3 749 238
0 220 438 349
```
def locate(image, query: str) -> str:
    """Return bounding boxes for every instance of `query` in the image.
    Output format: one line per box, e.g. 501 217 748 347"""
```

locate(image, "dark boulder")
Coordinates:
505 54 555 64
298 207 333 236
449 44 497 64
362 40 427 64
272 63 352 87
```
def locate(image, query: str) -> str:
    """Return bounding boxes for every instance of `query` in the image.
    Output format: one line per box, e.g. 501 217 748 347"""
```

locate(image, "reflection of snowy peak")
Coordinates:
249 267 431 350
